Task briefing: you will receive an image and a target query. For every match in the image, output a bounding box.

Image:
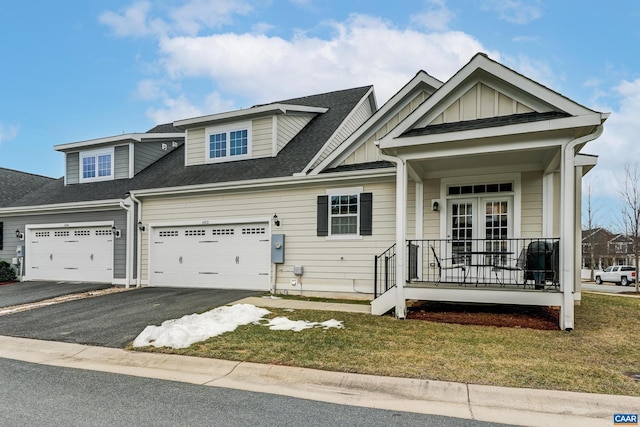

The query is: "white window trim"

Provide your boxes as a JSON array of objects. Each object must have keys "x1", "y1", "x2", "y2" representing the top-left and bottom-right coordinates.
[
  {"x1": 79, "y1": 147, "x2": 115, "y2": 183},
  {"x1": 325, "y1": 187, "x2": 363, "y2": 240},
  {"x1": 205, "y1": 121, "x2": 252, "y2": 164}
]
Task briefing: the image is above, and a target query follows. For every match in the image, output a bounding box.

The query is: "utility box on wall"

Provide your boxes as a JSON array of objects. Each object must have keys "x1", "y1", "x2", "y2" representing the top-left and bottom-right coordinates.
[{"x1": 271, "y1": 234, "x2": 285, "y2": 264}]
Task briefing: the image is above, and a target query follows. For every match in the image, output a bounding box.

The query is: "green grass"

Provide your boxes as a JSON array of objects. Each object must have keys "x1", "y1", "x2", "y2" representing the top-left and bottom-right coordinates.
[{"x1": 133, "y1": 292, "x2": 640, "y2": 396}]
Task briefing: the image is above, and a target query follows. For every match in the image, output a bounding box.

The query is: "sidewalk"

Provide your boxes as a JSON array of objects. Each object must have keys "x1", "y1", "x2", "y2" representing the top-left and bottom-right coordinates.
[{"x1": 0, "y1": 296, "x2": 637, "y2": 427}]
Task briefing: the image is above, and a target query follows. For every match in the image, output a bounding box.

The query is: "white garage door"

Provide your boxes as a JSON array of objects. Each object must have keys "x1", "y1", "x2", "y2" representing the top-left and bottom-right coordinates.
[
  {"x1": 150, "y1": 223, "x2": 270, "y2": 290},
  {"x1": 27, "y1": 226, "x2": 114, "y2": 282}
]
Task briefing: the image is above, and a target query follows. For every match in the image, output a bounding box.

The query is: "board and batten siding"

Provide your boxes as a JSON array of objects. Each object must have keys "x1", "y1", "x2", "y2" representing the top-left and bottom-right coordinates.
[
  {"x1": 277, "y1": 114, "x2": 314, "y2": 153},
  {"x1": 252, "y1": 117, "x2": 274, "y2": 158},
  {"x1": 66, "y1": 152, "x2": 80, "y2": 185},
  {"x1": 114, "y1": 145, "x2": 130, "y2": 179},
  {"x1": 0, "y1": 210, "x2": 129, "y2": 280},
  {"x1": 140, "y1": 178, "x2": 396, "y2": 294},
  {"x1": 424, "y1": 82, "x2": 535, "y2": 127},
  {"x1": 520, "y1": 171, "x2": 543, "y2": 238},
  {"x1": 340, "y1": 91, "x2": 430, "y2": 166},
  {"x1": 311, "y1": 97, "x2": 373, "y2": 169}
]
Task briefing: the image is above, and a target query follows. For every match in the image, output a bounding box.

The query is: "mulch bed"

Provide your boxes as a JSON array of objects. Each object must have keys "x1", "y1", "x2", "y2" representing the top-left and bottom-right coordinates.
[
  {"x1": 406, "y1": 301, "x2": 560, "y2": 330},
  {"x1": 0, "y1": 281, "x2": 17, "y2": 286}
]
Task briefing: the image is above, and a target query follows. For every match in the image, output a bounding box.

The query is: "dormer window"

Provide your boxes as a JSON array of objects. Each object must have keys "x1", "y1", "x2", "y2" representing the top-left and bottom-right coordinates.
[
  {"x1": 206, "y1": 122, "x2": 251, "y2": 163},
  {"x1": 79, "y1": 148, "x2": 114, "y2": 183}
]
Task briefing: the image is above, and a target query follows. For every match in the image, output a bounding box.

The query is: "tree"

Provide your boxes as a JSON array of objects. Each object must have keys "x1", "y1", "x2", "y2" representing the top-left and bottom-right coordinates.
[
  {"x1": 582, "y1": 180, "x2": 603, "y2": 280},
  {"x1": 616, "y1": 163, "x2": 640, "y2": 292}
]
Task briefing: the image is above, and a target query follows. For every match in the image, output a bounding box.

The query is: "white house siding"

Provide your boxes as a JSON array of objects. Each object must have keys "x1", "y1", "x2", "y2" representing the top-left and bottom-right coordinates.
[
  {"x1": 426, "y1": 83, "x2": 534, "y2": 126},
  {"x1": 114, "y1": 145, "x2": 130, "y2": 179},
  {"x1": 340, "y1": 91, "x2": 430, "y2": 166},
  {"x1": 311, "y1": 98, "x2": 373, "y2": 169},
  {"x1": 521, "y1": 171, "x2": 543, "y2": 237},
  {"x1": 66, "y1": 152, "x2": 80, "y2": 185},
  {"x1": 185, "y1": 128, "x2": 206, "y2": 166},
  {"x1": 422, "y1": 178, "x2": 441, "y2": 239},
  {"x1": 252, "y1": 117, "x2": 273, "y2": 158},
  {"x1": 277, "y1": 114, "x2": 315, "y2": 153},
  {"x1": 139, "y1": 178, "x2": 396, "y2": 295}
]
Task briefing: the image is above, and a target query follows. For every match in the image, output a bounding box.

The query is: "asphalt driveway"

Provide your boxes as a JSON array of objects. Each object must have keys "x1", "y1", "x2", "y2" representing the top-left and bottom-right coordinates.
[
  {"x1": 0, "y1": 281, "x2": 112, "y2": 308},
  {"x1": 0, "y1": 287, "x2": 263, "y2": 348}
]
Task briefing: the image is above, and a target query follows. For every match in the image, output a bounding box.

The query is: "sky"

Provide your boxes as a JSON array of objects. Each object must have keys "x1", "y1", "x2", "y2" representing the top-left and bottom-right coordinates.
[
  {"x1": 133, "y1": 302, "x2": 343, "y2": 349},
  {"x1": 0, "y1": 0, "x2": 638, "y2": 229}
]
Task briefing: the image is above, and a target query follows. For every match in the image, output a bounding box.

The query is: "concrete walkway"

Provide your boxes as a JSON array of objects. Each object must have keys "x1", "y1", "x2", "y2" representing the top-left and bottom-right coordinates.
[{"x1": 1, "y1": 295, "x2": 637, "y2": 427}]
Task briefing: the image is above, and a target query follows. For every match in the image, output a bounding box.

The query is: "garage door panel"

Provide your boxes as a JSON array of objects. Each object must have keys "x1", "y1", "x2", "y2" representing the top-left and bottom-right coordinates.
[
  {"x1": 150, "y1": 223, "x2": 270, "y2": 290},
  {"x1": 27, "y1": 226, "x2": 114, "y2": 282}
]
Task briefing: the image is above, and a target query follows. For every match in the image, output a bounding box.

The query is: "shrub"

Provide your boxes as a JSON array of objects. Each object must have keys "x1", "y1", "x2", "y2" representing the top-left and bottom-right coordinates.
[{"x1": 0, "y1": 261, "x2": 17, "y2": 282}]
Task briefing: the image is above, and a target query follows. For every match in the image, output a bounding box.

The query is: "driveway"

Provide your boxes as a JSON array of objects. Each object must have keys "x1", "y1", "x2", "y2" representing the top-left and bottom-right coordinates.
[
  {"x1": 0, "y1": 281, "x2": 112, "y2": 308},
  {"x1": 0, "y1": 287, "x2": 263, "y2": 348}
]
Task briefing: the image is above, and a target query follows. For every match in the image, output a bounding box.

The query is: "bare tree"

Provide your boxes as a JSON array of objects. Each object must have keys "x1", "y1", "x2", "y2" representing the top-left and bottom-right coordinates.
[
  {"x1": 582, "y1": 180, "x2": 602, "y2": 281},
  {"x1": 616, "y1": 163, "x2": 640, "y2": 292}
]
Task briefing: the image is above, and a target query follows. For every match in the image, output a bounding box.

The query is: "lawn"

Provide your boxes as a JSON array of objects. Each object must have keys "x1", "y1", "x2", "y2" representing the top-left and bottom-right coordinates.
[{"x1": 135, "y1": 292, "x2": 640, "y2": 396}]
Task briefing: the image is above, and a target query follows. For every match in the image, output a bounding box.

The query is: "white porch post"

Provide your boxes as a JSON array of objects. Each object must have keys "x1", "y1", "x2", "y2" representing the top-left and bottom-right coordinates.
[
  {"x1": 415, "y1": 179, "x2": 424, "y2": 280},
  {"x1": 560, "y1": 145, "x2": 576, "y2": 331},
  {"x1": 395, "y1": 159, "x2": 408, "y2": 318}
]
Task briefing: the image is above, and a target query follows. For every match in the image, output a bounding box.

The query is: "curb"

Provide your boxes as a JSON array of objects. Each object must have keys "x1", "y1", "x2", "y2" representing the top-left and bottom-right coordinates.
[{"x1": 0, "y1": 335, "x2": 636, "y2": 426}]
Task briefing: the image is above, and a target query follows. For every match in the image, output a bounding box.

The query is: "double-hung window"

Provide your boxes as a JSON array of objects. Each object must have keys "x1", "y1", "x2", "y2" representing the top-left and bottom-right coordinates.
[
  {"x1": 79, "y1": 149, "x2": 114, "y2": 182},
  {"x1": 317, "y1": 188, "x2": 372, "y2": 238},
  {"x1": 206, "y1": 122, "x2": 251, "y2": 163}
]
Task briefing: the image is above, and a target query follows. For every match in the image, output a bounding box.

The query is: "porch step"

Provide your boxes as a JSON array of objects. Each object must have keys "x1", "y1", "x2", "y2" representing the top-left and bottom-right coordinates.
[{"x1": 371, "y1": 287, "x2": 396, "y2": 315}]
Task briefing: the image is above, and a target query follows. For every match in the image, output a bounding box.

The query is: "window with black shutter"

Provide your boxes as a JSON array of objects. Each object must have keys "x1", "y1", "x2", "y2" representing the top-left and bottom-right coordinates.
[{"x1": 317, "y1": 192, "x2": 372, "y2": 237}]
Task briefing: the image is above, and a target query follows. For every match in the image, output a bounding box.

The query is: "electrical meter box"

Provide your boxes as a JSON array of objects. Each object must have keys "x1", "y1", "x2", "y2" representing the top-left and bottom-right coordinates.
[
  {"x1": 271, "y1": 234, "x2": 285, "y2": 264},
  {"x1": 16, "y1": 245, "x2": 23, "y2": 257}
]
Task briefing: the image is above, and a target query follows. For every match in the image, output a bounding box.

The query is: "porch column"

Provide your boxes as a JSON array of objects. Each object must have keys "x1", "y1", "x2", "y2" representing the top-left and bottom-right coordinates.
[
  {"x1": 415, "y1": 179, "x2": 424, "y2": 280},
  {"x1": 560, "y1": 146, "x2": 576, "y2": 331},
  {"x1": 395, "y1": 159, "x2": 408, "y2": 318}
]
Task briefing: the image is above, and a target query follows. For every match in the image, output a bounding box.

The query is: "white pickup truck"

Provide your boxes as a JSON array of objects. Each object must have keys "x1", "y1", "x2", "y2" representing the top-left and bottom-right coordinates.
[{"x1": 594, "y1": 265, "x2": 636, "y2": 286}]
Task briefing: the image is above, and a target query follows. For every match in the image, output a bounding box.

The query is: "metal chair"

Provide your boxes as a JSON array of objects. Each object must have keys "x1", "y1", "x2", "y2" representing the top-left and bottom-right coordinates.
[{"x1": 430, "y1": 245, "x2": 466, "y2": 286}]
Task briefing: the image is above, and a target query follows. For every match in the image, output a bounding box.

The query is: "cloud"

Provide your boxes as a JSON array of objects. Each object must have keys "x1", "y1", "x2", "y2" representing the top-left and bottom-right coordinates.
[
  {"x1": 0, "y1": 123, "x2": 18, "y2": 143},
  {"x1": 157, "y1": 14, "x2": 492, "y2": 105},
  {"x1": 481, "y1": 0, "x2": 544, "y2": 25},
  {"x1": 410, "y1": 0, "x2": 455, "y2": 32}
]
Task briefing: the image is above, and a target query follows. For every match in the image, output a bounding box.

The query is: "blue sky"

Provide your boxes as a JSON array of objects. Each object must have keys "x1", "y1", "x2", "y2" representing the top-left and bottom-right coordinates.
[{"x1": 0, "y1": 0, "x2": 637, "y2": 227}]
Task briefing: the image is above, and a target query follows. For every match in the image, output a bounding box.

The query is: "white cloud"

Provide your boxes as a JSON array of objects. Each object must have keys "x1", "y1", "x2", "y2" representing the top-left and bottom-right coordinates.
[
  {"x1": 99, "y1": 1, "x2": 160, "y2": 37},
  {"x1": 145, "y1": 94, "x2": 203, "y2": 124},
  {"x1": 410, "y1": 0, "x2": 455, "y2": 32},
  {"x1": 157, "y1": 14, "x2": 492, "y2": 105},
  {"x1": 0, "y1": 123, "x2": 18, "y2": 143},
  {"x1": 481, "y1": 0, "x2": 543, "y2": 25}
]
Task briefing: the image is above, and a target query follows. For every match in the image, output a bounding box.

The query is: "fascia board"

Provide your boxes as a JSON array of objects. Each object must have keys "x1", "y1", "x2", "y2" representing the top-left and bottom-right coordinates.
[
  {"x1": 54, "y1": 133, "x2": 185, "y2": 152},
  {"x1": 300, "y1": 87, "x2": 376, "y2": 174},
  {"x1": 380, "y1": 114, "x2": 604, "y2": 150},
  {"x1": 309, "y1": 73, "x2": 443, "y2": 175},
  {"x1": 0, "y1": 199, "x2": 123, "y2": 216},
  {"x1": 174, "y1": 104, "x2": 328, "y2": 129},
  {"x1": 130, "y1": 167, "x2": 396, "y2": 198}
]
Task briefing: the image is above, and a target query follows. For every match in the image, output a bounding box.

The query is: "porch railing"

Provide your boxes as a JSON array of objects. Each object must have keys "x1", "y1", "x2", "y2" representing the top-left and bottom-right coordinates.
[
  {"x1": 374, "y1": 244, "x2": 396, "y2": 297},
  {"x1": 408, "y1": 238, "x2": 560, "y2": 289}
]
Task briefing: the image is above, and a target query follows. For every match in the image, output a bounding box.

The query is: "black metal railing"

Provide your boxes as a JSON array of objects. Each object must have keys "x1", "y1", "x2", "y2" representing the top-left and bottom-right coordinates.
[
  {"x1": 406, "y1": 238, "x2": 561, "y2": 290},
  {"x1": 374, "y1": 244, "x2": 396, "y2": 297}
]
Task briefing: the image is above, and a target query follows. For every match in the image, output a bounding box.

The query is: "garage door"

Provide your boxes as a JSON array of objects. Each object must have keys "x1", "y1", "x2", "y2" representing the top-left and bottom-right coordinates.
[
  {"x1": 150, "y1": 223, "x2": 270, "y2": 290},
  {"x1": 26, "y1": 226, "x2": 114, "y2": 282}
]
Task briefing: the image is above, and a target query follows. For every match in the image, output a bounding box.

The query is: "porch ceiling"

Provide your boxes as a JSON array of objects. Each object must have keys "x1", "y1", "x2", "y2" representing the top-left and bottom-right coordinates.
[{"x1": 409, "y1": 146, "x2": 559, "y2": 178}]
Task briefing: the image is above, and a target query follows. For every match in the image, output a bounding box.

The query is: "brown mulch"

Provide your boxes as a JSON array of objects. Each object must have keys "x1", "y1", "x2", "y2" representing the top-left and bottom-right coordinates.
[
  {"x1": 0, "y1": 281, "x2": 17, "y2": 286},
  {"x1": 406, "y1": 301, "x2": 560, "y2": 330}
]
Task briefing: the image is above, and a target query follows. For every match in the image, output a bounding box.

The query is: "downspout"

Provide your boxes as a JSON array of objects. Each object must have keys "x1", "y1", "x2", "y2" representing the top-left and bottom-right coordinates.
[
  {"x1": 128, "y1": 191, "x2": 143, "y2": 288},
  {"x1": 119, "y1": 198, "x2": 133, "y2": 289},
  {"x1": 375, "y1": 142, "x2": 407, "y2": 318},
  {"x1": 560, "y1": 123, "x2": 605, "y2": 331}
]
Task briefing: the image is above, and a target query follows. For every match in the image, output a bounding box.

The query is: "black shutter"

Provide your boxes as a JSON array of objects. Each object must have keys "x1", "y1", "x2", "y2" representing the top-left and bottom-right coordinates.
[
  {"x1": 0, "y1": 222, "x2": 3, "y2": 250},
  {"x1": 317, "y1": 195, "x2": 328, "y2": 236},
  {"x1": 359, "y1": 192, "x2": 372, "y2": 236}
]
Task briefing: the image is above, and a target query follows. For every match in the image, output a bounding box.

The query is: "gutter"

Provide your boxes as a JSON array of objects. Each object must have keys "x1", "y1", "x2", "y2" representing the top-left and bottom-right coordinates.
[{"x1": 0, "y1": 199, "x2": 123, "y2": 216}]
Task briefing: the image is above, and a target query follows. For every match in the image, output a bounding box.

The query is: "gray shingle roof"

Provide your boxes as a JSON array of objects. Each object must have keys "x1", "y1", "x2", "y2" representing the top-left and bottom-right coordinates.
[
  {"x1": 4, "y1": 85, "x2": 372, "y2": 207},
  {"x1": 0, "y1": 168, "x2": 56, "y2": 207}
]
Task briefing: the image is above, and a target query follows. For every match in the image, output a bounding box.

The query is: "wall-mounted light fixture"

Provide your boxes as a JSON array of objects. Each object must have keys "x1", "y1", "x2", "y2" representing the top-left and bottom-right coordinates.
[
  {"x1": 15, "y1": 229, "x2": 24, "y2": 240},
  {"x1": 137, "y1": 221, "x2": 146, "y2": 232},
  {"x1": 111, "y1": 225, "x2": 122, "y2": 238},
  {"x1": 273, "y1": 214, "x2": 281, "y2": 227},
  {"x1": 432, "y1": 200, "x2": 440, "y2": 212}
]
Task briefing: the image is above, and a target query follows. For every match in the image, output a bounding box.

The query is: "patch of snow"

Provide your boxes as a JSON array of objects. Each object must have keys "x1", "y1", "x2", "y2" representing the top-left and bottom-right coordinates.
[{"x1": 133, "y1": 304, "x2": 343, "y2": 349}]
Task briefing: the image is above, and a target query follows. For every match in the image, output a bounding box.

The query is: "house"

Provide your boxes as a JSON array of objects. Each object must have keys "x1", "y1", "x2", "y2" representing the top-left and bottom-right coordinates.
[
  {"x1": 0, "y1": 53, "x2": 607, "y2": 331},
  {"x1": 582, "y1": 228, "x2": 634, "y2": 269},
  {"x1": 0, "y1": 125, "x2": 184, "y2": 285}
]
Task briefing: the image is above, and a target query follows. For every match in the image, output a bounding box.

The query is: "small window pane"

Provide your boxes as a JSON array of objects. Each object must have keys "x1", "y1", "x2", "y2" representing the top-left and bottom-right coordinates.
[
  {"x1": 82, "y1": 157, "x2": 95, "y2": 179},
  {"x1": 210, "y1": 133, "x2": 227, "y2": 158},
  {"x1": 97, "y1": 154, "x2": 111, "y2": 177},
  {"x1": 230, "y1": 129, "x2": 248, "y2": 156}
]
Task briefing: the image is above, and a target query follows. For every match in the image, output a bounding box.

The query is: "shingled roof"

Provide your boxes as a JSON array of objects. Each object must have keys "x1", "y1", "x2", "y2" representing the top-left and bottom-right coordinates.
[
  {"x1": 0, "y1": 168, "x2": 55, "y2": 207},
  {"x1": 4, "y1": 85, "x2": 372, "y2": 207}
]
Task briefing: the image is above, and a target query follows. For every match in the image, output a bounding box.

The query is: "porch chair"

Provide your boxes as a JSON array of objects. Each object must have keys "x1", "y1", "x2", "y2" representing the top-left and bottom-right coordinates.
[
  {"x1": 491, "y1": 248, "x2": 526, "y2": 286},
  {"x1": 430, "y1": 245, "x2": 467, "y2": 286}
]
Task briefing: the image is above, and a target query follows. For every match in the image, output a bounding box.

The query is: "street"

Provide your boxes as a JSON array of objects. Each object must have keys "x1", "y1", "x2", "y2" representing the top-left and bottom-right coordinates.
[{"x1": 0, "y1": 358, "x2": 513, "y2": 427}]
